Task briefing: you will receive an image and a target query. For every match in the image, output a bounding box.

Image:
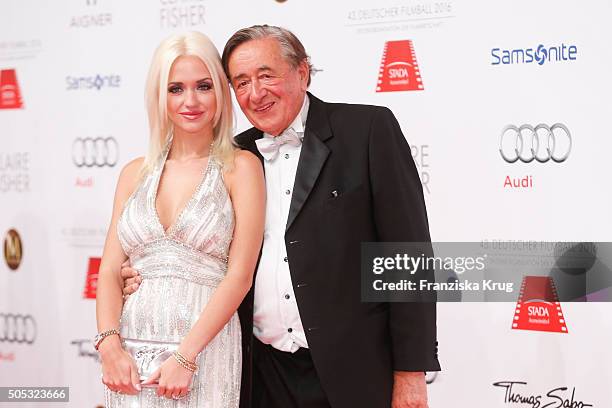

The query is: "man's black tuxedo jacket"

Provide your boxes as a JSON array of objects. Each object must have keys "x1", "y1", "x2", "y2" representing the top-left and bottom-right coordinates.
[{"x1": 235, "y1": 93, "x2": 440, "y2": 408}]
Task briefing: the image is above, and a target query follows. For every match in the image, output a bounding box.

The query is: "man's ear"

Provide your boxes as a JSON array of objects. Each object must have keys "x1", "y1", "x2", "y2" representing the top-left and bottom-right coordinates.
[{"x1": 298, "y1": 60, "x2": 310, "y2": 90}]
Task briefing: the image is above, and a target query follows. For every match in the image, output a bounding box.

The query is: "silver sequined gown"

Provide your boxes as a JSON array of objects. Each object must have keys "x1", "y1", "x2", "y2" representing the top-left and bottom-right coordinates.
[{"x1": 105, "y1": 143, "x2": 240, "y2": 407}]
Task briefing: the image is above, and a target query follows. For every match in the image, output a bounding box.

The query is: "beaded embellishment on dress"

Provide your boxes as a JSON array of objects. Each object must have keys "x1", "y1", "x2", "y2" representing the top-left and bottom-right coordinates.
[{"x1": 105, "y1": 140, "x2": 240, "y2": 407}]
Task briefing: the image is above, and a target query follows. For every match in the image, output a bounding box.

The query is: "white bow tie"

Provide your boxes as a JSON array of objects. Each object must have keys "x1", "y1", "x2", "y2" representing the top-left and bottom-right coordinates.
[{"x1": 255, "y1": 128, "x2": 302, "y2": 161}]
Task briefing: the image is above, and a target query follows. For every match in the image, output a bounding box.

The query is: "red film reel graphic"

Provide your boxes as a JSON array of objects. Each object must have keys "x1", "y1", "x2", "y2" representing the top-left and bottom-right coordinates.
[{"x1": 512, "y1": 276, "x2": 568, "y2": 333}]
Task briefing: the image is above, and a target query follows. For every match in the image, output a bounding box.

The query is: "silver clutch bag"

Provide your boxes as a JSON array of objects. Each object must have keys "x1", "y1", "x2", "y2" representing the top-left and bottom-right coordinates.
[{"x1": 123, "y1": 338, "x2": 194, "y2": 388}]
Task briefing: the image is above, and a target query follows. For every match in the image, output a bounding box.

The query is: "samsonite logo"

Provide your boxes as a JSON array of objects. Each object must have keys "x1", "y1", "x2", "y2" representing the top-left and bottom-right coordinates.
[
  {"x1": 66, "y1": 74, "x2": 121, "y2": 91},
  {"x1": 0, "y1": 69, "x2": 23, "y2": 109},
  {"x1": 491, "y1": 43, "x2": 578, "y2": 66},
  {"x1": 376, "y1": 40, "x2": 424, "y2": 93}
]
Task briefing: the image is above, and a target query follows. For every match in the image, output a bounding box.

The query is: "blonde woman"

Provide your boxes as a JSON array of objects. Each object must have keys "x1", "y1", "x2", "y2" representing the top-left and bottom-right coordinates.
[{"x1": 95, "y1": 31, "x2": 264, "y2": 407}]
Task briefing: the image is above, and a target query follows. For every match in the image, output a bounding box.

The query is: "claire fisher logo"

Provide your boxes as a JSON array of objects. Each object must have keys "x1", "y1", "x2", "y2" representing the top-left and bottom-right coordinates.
[
  {"x1": 493, "y1": 381, "x2": 592, "y2": 408},
  {"x1": 159, "y1": 0, "x2": 205, "y2": 29},
  {"x1": 0, "y1": 152, "x2": 30, "y2": 193},
  {"x1": 0, "y1": 69, "x2": 23, "y2": 109},
  {"x1": 491, "y1": 43, "x2": 577, "y2": 66},
  {"x1": 83, "y1": 257, "x2": 100, "y2": 299},
  {"x1": 376, "y1": 40, "x2": 424, "y2": 92},
  {"x1": 4, "y1": 229, "x2": 23, "y2": 271},
  {"x1": 411, "y1": 144, "x2": 430, "y2": 194},
  {"x1": 66, "y1": 74, "x2": 121, "y2": 91}
]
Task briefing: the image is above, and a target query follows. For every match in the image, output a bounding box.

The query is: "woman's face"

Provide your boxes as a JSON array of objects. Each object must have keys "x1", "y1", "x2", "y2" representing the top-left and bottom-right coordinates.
[{"x1": 166, "y1": 55, "x2": 217, "y2": 137}]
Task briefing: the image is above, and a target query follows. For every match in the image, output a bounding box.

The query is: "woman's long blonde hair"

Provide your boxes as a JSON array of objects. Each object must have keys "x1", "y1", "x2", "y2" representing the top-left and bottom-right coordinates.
[{"x1": 141, "y1": 31, "x2": 235, "y2": 177}]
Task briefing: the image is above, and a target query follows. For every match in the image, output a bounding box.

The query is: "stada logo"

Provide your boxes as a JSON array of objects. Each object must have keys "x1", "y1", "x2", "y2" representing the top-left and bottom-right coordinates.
[
  {"x1": 376, "y1": 40, "x2": 424, "y2": 93},
  {"x1": 512, "y1": 276, "x2": 568, "y2": 334},
  {"x1": 0, "y1": 69, "x2": 24, "y2": 109}
]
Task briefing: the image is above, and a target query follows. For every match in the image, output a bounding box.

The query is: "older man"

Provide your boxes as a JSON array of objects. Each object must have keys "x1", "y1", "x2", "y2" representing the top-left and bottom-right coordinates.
[{"x1": 124, "y1": 25, "x2": 440, "y2": 408}]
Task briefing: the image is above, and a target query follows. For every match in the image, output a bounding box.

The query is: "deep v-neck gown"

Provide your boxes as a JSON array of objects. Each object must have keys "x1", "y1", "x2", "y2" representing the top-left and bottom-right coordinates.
[{"x1": 105, "y1": 143, "x2": 240, "y2": 407}]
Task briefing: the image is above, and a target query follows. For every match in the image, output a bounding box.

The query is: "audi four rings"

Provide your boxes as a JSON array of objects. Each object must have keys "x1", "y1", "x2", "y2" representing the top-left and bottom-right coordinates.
[
  {"x1": 499, "y1": 123, "x2": 571, "y2": 163},
  {"x1": 0, "y1": 313, "x2": 37, "y2": 344},
  {"x1": 72, "y1": 137, "x2": 119, "y2": 167}
]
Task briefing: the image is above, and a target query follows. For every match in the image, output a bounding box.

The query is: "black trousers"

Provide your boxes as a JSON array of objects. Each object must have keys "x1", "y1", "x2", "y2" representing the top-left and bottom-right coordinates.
[{"x1": 252, "y1": 338, "x2": 332, "y2": 408}]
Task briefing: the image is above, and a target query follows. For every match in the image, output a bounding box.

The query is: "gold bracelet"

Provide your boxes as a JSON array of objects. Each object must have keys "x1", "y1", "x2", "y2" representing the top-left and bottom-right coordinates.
[
  {"x1": 174, "y1": 352, "x2": 197, "y2": 372},
  {"x1": 173, "y1": 351, "x2": 198, "y2": 372},
  {"x1": 94, "y1": 328, "x2": 120, "y2": 351},
  {"x1": 175, "y1": 351, "x2": 197, "y2": 371}
]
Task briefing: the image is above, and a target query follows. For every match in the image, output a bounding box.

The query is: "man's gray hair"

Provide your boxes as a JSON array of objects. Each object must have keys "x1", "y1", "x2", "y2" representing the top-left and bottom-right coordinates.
[{"x1": 222, "y1": 24, "x2": 314, "y2": 86}]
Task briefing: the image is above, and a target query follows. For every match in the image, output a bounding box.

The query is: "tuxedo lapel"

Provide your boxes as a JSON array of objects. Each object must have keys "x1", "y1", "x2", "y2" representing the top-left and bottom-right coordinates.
[{"x1": 286, "y1": 93, "x2": 332, "y2": 231}]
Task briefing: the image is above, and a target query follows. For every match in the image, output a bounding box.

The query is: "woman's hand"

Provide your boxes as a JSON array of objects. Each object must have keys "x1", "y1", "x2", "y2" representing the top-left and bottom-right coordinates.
[
  {"x1": 142, "y1": 355, "x2": 194, "y2": 400},
  {"x1": 99, "y1": 337, "x2": 141, "y2": 395}
]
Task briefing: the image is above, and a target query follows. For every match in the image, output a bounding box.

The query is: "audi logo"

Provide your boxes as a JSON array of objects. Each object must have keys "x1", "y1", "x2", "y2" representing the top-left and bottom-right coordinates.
[
  {"x1": 499, "y1": 123, "x2": 571, "y2": 163},
  {"x1": 0, "y1": 313, "x2": 37, "y2": 344},
  {"x1": 72, "y1": 137, "x2": 119, "y2": 168}
]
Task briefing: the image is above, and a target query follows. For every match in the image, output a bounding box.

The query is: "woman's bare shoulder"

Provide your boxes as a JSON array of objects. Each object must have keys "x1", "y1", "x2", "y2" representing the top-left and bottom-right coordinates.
[
  {"x1": 233, "y1": 150, "x2": 261, "y2": 172},
  {"x1": 116, "y1": 157, "x2": 145, "y2": 197},
  {"x1": 223, "y1": 150, "x2": 263, "y2": 194}
]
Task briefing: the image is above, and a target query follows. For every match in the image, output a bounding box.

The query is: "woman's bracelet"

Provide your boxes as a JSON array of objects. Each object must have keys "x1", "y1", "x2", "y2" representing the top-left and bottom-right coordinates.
[
  {"x1": 93, "y1": 328, "x2": 120, "y2": 351},
  {"x1": 173, "y1": 351, "x2": 198, "y2": 372}
]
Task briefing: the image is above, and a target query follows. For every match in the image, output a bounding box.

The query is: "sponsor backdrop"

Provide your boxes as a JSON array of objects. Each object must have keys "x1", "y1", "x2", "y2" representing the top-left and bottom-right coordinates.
[{"x1": 1, "y1": 0, "x2": 611, "y2": 407}]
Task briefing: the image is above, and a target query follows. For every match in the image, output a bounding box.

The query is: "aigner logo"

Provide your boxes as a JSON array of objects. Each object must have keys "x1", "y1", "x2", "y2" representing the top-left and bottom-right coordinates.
[
  {"x1": 0, "y1": 69, "x2": 23, "y2": 109},
  {"x1": 72, "y1": 137, "x2": 119, "y2": 168},
  {"x1": 491, "y1": 43, "x2": 578, "y2": 66},
  {"x1": 500, "y1": 124, "x2": 571, "y2": 163},
  {"x1": 0, "y1": 313, "x2": 37, "y2": 344},
  {"x1": 69, "y1": 0, "x2": 112, "y2": 28},
  {"x1": 4, "y1": 229, "x2": 23, "y2": 271},
  {"x1": 376, "y1": 40, "x2": 424, "y2": 92}
]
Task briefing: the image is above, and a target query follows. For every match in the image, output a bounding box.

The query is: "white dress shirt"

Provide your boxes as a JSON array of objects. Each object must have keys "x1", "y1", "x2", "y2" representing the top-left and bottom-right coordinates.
[{"x1": 253, "y1": 95, "x2": 310, "y2": 352}]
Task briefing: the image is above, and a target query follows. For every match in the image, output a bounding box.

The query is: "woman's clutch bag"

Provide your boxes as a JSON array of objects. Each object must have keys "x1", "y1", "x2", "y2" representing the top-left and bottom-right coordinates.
[{"x1": 123, "y1": 338, "x2": 179, "y2": 387}]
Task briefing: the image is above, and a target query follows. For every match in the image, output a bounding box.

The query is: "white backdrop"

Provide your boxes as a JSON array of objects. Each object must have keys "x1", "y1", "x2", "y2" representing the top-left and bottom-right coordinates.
[{"x1": 1, "y1": 0, "x2": 611, "y2": 407}]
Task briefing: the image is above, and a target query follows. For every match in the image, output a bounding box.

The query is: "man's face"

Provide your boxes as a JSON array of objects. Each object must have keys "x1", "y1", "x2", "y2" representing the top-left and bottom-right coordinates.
[{"x1": 228, "y1": 38, "x2": 309, "y2": 136}]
